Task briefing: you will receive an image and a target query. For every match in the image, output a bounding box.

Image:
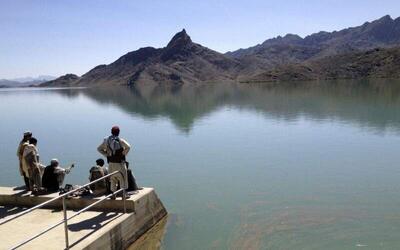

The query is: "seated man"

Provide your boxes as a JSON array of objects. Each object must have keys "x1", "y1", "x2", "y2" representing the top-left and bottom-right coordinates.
[
  {"x1": 126, "y1": 162, "x2": 142, "y2": 192},
  {"x1": 42, "y1": 159, "x2": 73, "y2": 192},
  {"x1": 89, "y1": 159, "x2": 109, "y2": 196}
]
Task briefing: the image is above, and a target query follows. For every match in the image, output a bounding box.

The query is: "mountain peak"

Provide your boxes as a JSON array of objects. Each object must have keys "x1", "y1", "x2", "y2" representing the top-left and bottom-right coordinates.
[
  {"x1": 364, "y1": 15, "x2": 394, "y2": 27},
  {"x1": 379, "y1": 15, "x2": 393, "y2": 21},
  {"x1": 281, "y1": 33, "x2": 303, "y2": 43},
  {"x1": 166, "y1": 29, "x2": 192, "y2": 48}
]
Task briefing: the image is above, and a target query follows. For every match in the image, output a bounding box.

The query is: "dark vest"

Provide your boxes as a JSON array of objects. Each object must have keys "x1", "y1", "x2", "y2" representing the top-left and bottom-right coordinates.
[{"x1": 42, "y1": 165, "x2": 59, "y2": 192}]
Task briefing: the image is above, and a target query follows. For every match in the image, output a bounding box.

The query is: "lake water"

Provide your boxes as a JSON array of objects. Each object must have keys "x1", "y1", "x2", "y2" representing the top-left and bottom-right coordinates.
[{"x1": 1, "y1": 80, "x2": 400, "y2": 249}]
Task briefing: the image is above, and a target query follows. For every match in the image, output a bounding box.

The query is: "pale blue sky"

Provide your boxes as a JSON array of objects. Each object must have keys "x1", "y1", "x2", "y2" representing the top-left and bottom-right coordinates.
[{"x1": 1, "y1": 0, "x2": 399, "y2": 78}]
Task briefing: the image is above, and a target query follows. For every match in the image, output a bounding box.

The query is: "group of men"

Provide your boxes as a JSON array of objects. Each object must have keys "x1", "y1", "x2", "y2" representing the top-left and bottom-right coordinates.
[
  {"x1": 17, "y1": 126, "x2": 138, "y2": 197},
  {"x1": 16, "y1": 131, "x2": 72, "y2": 194}
]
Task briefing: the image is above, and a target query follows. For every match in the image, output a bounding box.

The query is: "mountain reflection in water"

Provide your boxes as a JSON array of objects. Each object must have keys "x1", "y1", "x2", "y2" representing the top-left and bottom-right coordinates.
[{"x1": 55, "y1": 79, "x2": 400, "y2": 133}]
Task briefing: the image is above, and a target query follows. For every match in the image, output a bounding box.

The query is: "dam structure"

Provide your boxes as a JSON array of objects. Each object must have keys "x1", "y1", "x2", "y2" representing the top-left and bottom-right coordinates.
[{"x1": 0, "y1": 172, "x2": 167, "y2": 249}]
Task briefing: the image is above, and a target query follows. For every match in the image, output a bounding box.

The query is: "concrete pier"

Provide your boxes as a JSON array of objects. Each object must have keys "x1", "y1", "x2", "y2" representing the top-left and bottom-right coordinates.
[{"x1": 0, "y1": 187, "x2": 167, "y2": 249}]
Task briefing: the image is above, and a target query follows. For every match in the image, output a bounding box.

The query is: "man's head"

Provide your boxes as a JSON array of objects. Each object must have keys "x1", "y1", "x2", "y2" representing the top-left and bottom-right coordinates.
[
  {"x1": 23, "y1": 131, "x2": 32, "y2": 140},
  {"x1": 96, "y1": 158, "x2": 105, "y2": 167},
  {"x1": 29, "y1": 137, "x2": 37, "y2": 146},
  {"x1": 111, "y1": 126, "x2": 120, "y2": 136},
  {"x1": 50, "y1": 159, "x2": 59, "y2": 167}
]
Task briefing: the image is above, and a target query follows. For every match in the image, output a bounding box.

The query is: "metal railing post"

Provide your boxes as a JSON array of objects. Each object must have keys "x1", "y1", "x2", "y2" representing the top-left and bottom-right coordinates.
[
  {"x1": 122, "y1": 189, "x2": 127, "y2": 213},
  {"x1": 62, "y1": 197, "x2": 69, "y2": 250}
]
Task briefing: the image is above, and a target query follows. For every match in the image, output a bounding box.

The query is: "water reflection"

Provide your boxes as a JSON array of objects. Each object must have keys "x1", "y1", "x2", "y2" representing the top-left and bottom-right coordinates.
[{"x1": 53, "y1": 79, "x2": 400, "y2": 133}]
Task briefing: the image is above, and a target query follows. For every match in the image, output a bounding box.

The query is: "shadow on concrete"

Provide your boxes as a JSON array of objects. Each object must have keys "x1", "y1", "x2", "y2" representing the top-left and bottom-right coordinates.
[
  {"x1": 0, "y1": 206, "x2": 28, "y2": 219},
  {"x1": 11, "y1": 186, "x2": 30, "y2": 196},
  {"x1": 68, "y1": 212, "x2": 122, "y2": 248},
  {"x1": 13, "y1": 186, "x2": 27, "y2": 191},
  {"x1": 68, "y1": 212, "x2": 119, "y2": 231}
]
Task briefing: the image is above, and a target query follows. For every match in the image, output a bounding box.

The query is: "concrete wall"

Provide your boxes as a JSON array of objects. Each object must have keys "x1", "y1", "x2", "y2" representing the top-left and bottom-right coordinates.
[
  {"x1": 81, "y1": 189, "x2": 167, "y2": 250},
  {"x1": 0, "y1": 187, "x2": 167, "y2": 249}
]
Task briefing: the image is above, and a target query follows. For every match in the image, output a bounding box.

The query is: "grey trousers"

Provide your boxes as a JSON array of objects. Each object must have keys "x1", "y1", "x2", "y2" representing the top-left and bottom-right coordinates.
[
  {"x1": 108, "y1": 162, "x2": 128, "y2": 192},
  {"x1": 30, "y1": 167, "x2": 42, "y2": 189}
]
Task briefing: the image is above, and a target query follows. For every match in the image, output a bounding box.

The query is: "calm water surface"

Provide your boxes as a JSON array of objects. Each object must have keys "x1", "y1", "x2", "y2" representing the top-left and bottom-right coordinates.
[{"x1": 1, "y1": 80, "x2": 400, "y2": 249}]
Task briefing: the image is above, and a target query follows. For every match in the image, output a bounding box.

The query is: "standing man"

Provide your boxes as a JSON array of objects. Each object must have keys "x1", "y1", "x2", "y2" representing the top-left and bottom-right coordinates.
[
  {"x1": 17, "y1": 131, "x2": 32, "y2": 189},
  {"x1": 97, "y1": 126, "x2": 131, "y2": 198},
  {"x1": 22, "y1": 137, "x2": 44, "y2": 192}
]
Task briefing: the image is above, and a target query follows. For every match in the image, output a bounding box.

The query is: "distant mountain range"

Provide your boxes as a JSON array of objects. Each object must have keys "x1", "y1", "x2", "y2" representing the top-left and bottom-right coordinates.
[
  {"x1": 246, "y1": 47, "x2": 400, "y2": 82},
  {"x1": 41, "y1": 15, "x2": 400, "y2": 87},
  {"x1": 0, "y1": 75, "x2": 56, "y2": 88}
]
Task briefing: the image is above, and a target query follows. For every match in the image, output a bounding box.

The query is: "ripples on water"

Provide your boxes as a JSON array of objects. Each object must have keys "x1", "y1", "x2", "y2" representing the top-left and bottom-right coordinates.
[{"x1": 1, "y1": 80, "x2": 400, "y2": 249}]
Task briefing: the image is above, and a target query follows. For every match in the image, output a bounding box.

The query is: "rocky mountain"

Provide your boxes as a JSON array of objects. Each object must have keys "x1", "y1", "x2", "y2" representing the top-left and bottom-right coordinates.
[
  {"x1": 43, "y1": 29, "x2": 241, "y2": 87},
  {"x1": 39, "y1": 74, "x2": 79, "y2": 87},
  {"x1": 40, "y1": 15, "x2": 400, "y2": 87},
  {"x1": 245, "y1": 47, "x2": 400, "y2": 82},
  {"x1": 227, "y1": 15, "x2": 400, "y2": 76}
]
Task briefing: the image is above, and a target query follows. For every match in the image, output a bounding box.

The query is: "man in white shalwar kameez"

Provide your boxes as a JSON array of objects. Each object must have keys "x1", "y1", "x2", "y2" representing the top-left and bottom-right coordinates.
[{"x1": 97, "y1": 126, "x2": 131, "y2": 197}]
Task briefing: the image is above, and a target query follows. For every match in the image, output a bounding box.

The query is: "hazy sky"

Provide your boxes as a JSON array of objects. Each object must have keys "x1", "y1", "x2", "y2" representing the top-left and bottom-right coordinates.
[{"x1": 1, "y1": 0, "x2": 399, "y2": 79}]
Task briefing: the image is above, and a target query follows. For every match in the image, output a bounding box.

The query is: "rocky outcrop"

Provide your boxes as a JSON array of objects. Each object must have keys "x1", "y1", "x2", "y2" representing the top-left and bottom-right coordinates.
[
  {"x1": 39, "y1": 74, "x2": 79, "y2": 87},
  {"x1": 245, "y1": 47, "x2": 400, "y2": 82},
  {"x1": 227, "y1": 15, "x2": 400, "y2": 75},
  {"x1": 49, "y1": 29, "x2": 241, "y2": 86}
]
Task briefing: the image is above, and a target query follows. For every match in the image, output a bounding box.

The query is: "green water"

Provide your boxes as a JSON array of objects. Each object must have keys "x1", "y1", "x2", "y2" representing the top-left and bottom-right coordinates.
[{"x1": 1, "y1": 80, "x2": 400, "y2": 249}]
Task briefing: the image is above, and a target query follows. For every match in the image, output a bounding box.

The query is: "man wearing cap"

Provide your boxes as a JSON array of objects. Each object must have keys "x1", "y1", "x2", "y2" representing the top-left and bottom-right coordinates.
[
  {"x1": 16, "y1": 131, "x2": 32, "y2": 189},
  {"x1": 97, "y1": 126, "x2": 131, "y2": 197}
]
